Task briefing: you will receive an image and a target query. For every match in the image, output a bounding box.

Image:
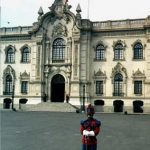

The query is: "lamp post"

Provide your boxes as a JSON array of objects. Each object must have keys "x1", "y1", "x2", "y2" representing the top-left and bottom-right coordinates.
[
  {"x1": 11, "y1": 83, "x2": 15, "y2": 111},
  {"x1": 82, "y1": 84, "x2": 85, "y2": 112}
]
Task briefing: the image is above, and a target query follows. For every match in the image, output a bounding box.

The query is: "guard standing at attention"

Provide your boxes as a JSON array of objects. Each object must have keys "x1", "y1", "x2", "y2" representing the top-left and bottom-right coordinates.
[{"x1": 80, "y1": 104, "x2": 101, "y2": 150}]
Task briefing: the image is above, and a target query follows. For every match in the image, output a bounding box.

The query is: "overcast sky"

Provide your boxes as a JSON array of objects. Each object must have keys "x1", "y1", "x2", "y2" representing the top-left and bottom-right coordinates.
[{"x1": 1, "y1": 0, "x2": 150, "y2": 27}]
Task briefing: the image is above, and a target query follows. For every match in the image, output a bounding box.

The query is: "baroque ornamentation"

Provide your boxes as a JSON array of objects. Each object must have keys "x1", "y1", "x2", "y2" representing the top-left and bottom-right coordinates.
[
  {"x1": 132, "y1": 69, "x2": 146, "y2": 79},
  {"x1": 3, "y1": 65, "x2": 16, "y2": 79},
  {"x1": 93, "y1": 69, "x2": 107, "y2": 80},
  {"x1": 52, "y1": 23, "x2": 68, "y2": 37},
  {"x1": 20, "y1": 71, "x2": 30, "y2": 80},
  {"x1": 111, "y1": 62, "x2": 127, "y2": 78},
  {"x1": 112, "y1": 40, "x2": 126, "y2": 49}
]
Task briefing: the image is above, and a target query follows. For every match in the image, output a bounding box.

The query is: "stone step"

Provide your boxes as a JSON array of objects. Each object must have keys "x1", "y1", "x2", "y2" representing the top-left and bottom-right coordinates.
[{"x1": 21, "y1": 102, "x2": 78, "y2": 112}]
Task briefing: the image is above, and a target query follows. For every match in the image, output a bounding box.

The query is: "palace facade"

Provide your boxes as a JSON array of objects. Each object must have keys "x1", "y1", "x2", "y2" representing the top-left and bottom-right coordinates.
[{"x1": 1, "y1": 0, "x2": 150, "y2": 113}]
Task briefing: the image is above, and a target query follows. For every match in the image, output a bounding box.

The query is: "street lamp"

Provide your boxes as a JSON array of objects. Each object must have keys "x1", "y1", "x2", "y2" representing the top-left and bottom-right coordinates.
[
  {"x1": 11, "y1": 83, "x2": 15, "y2": 111},
  {"x1": 82, "y1": 84, "x2": 85, "y2": 112}
]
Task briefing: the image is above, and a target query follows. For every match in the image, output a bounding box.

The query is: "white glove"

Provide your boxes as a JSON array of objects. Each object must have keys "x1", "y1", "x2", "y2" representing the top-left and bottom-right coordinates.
[
  {"x1": 88, "y1": 131, "x2": 95, "y2": 136},
  {"x1": 83, "y1": 130, "x2": 89, "y2": 136}
]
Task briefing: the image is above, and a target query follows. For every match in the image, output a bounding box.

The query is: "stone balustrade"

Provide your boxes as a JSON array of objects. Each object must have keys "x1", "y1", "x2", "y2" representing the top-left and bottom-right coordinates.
[
  {"x1": 1, "y1": 17, "x2": 150, "y2": 35},
  {"x1": 0, "y1": 26, "x2": 32, "y2": 35},
  {"x1": 92, "y1": 18, "x2": 148, "y2": 30}
]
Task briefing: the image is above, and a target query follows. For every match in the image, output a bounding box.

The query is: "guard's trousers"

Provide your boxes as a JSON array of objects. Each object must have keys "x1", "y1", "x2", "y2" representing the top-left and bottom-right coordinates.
[{"x1": 82, "y1": 144, "x2": 97, "y2": 150}]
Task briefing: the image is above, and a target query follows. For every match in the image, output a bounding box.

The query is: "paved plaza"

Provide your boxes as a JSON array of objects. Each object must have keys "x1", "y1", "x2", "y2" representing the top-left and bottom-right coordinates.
[{"x1": 0, "y1": 111, "x2": 150, "y2": 150}]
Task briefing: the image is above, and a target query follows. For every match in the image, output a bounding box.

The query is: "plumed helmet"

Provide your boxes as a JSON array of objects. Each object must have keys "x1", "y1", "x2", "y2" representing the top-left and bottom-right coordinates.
[{"x1": 86, "y1": 104, "x2": 95, "y2": 116}]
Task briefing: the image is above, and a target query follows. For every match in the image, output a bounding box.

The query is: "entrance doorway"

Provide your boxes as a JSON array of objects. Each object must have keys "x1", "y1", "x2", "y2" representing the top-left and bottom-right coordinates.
[
  {"x1": 3, "y1": 98, "x2": 12, "y2": 109},
  {"x1": 113, "y1": 100, "x2": 124, "y2": 112},
  {"x1": 133, "y1": 100, "x2": 143, "y2": 113},
  {"x1": 94, "y1": 100, "x2": 105, "y2": 112},
  {"x1": 51, "y1": 74, "x2": 65, "y2": 102}
]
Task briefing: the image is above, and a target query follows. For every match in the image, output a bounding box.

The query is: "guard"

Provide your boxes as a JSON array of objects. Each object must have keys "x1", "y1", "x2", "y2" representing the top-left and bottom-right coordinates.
[{"x1": 80, "y1": 104, "x2": 101, "y2": 150}]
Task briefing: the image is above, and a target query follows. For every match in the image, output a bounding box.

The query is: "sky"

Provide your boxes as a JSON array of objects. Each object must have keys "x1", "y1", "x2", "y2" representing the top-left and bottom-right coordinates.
[{"x1": 0, "y1": 0, "x2": 150, "y2": 27}]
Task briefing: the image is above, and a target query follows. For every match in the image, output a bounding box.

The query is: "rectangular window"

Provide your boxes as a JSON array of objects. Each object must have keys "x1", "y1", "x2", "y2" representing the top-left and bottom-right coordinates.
[
  {"x1": 22, "y1": 53, "x2": 29, "y2": 62},
  {"x1": 21, "y1": 81, "x2": 28, "y2": 94},
  {"x1": 96, "y1": 50, "x2": 105, "y2": 60},
  {"x1": 114, "y1": 50, "x2": 123, "y2": 60},
  {"x1": 52, "y1": 47, "x2": 65, "y2": 62},
  {"x1": 134, "y1": 81, "x2": 142, "y2": 94},
  {"x1": 114, "y1": 81, "x2": 123, "y2": 96},
  {"x1": 7, "y1": 53, "x2": 14, "y2": 63},
  {"x1": 5, "y1": 82, "x2": 12, "y2": 95},
  {"x1": 96, "y1": 81, "x2": 103, "y2": 94}
]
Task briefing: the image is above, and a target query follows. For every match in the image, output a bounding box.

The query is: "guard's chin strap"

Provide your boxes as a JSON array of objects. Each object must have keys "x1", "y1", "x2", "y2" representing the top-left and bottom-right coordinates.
[{"x1": 87, "y1": 115, "x2": 93, "y2": 119}]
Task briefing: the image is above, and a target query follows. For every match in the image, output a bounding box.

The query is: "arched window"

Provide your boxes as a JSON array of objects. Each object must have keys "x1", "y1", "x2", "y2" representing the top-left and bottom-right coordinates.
[
  {"x1": 133, "y1": 43, "x2": 143, "y2": 59},
  {"x1": 6, "y1": 48, "x2": 15, "y2": 63},
  {"x1": 113, "y1": 73, "x2": 123, "y2": 96},
  {"x1": 21, "y1": 47, "x2": 30, "y2": 63},
  {"x1": 95, "y1": 44, "x2": 105, "y2": 60},
  {"x1": 5, "y1": 75, "x2": 12, "y2": 95},
  {"x1": 52, "y1": 38, "x2": 65, "y2": 63},
  {"x1": 114, "y1": 43, "x2": 124, "y2": 60}
]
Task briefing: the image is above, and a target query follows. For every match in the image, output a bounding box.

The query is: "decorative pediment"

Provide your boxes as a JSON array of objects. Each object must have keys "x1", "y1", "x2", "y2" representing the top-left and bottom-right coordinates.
[
  {"x1": 30, "y1": 0, "x2": 74, "y2": 35},
  {"x1": 20, "y1": 44, "x2": 31, "y2": 52},
  {"x1": 112, "y1": 40, "x2": 126, "y2": 49},
  {"x1": 4, "y1": 45, "x2": 16, "y2": 53},
  {"x1": 111, "y1": 62, "x2": 127, "y2": 77},
  {"x1": 93, "y1": 69, "x2": 106, "y2": 80},
  {"x1": 3, "y1": 65, "x2": 16, "y2": 79},
  {"x1": 20, "y1": 71, "x2": 30, "y2": 80},
  {"x1": 94, "y1": 40, "x2": 107, "y2": 49},
  {"x1": 132, "y1": 69, "x2": 145, "y2": 79},
  {"x1": 131, "y1": 39, "x2": 146, "y2": 49},
  {"x1": 49, "y1": 0, "x2": 71, "y2": 18},
  {"x1": 52, "y1": 23, "x2": 68, "y2": 37}
]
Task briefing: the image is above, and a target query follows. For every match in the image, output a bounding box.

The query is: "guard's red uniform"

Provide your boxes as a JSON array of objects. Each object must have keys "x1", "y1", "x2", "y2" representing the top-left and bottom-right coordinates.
[
  {"x1": 80, "y1": 104, "x2": 101, "y2": 150},
  {"x1": 80, "y1": 118, "x2": 101, "y2": 145}
]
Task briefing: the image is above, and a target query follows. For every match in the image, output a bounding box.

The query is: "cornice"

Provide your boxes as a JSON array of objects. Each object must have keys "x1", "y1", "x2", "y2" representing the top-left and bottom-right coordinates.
[{"x1": 0, "y1": 34, "x2": 31, "y2": 41}]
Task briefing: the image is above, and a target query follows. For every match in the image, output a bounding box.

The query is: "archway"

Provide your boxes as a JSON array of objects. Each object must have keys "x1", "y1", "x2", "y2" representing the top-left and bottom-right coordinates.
[
  {"x1": 113, "y1": 100, "x2": 124, "y2": 112},
  {"x1": 3, "y1": 98, "x2": 12, "y2": 109},
  {"x1": 51, "y1": 74, "x2": 65, "y2": 102},
  {"x1": 94, "y1": 100, "x2": 105, "y2": 112},
  {"x1": 19, "y1": 98, "x2": 28, "y2": 109},
  {"x1": 133, "y1": 100, "x2": 143, "y2": 113}
]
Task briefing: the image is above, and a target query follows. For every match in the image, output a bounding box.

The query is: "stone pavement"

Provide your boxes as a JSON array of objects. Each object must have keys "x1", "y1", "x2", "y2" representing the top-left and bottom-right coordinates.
[
  {"x1": 0, "y1": 102, "x2": 79, "y2": 112},
  {"x1": 0, "y1": 111, "x2": 150, "y2": 150}
]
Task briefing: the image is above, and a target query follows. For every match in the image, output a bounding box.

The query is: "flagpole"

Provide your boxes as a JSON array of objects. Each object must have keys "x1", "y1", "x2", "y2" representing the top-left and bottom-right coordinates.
[
  {"x1": 0, "y1": 0, "x2": 1, "y2": 27},
  {"x1": 87, "y1": 0, "x2": 90, "y2": 19}
]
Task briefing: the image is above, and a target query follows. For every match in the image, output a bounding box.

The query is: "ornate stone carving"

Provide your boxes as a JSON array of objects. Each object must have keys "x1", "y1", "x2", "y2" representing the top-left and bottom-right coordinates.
[
  {"x1": 20, "y1": 71, "x2": 30, "y2": 80},
  {"x1": 4, "y1": 45, "x2": 16, "y2": 53},
  {"x1": 93, "y1": 40, "x2": 107, "y2": 50},
  {"x1": 93, "y1": 69, "x2": 107, "y2": 80},
  {"x1": 111, "y1": 62, "x2": 127, "y2": 77},
  {"x1": 112, "y1": 40, "x2": 126, "y2": 49},
  {"x1": 3, "y1": 65, "x2": 16, "y2": 79},
  {"x1": 131, "y1": 39, "x2": 146, "y2": 49},
  {"x1": 132, "y1": 69, "x2": 146, "y2": 79},
  {"x1": 49, "y1": 0, "x2": 71, "y2": 19},
  {"x1": 52, "y1": 23, "x2": 68, "y2": 37}
]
